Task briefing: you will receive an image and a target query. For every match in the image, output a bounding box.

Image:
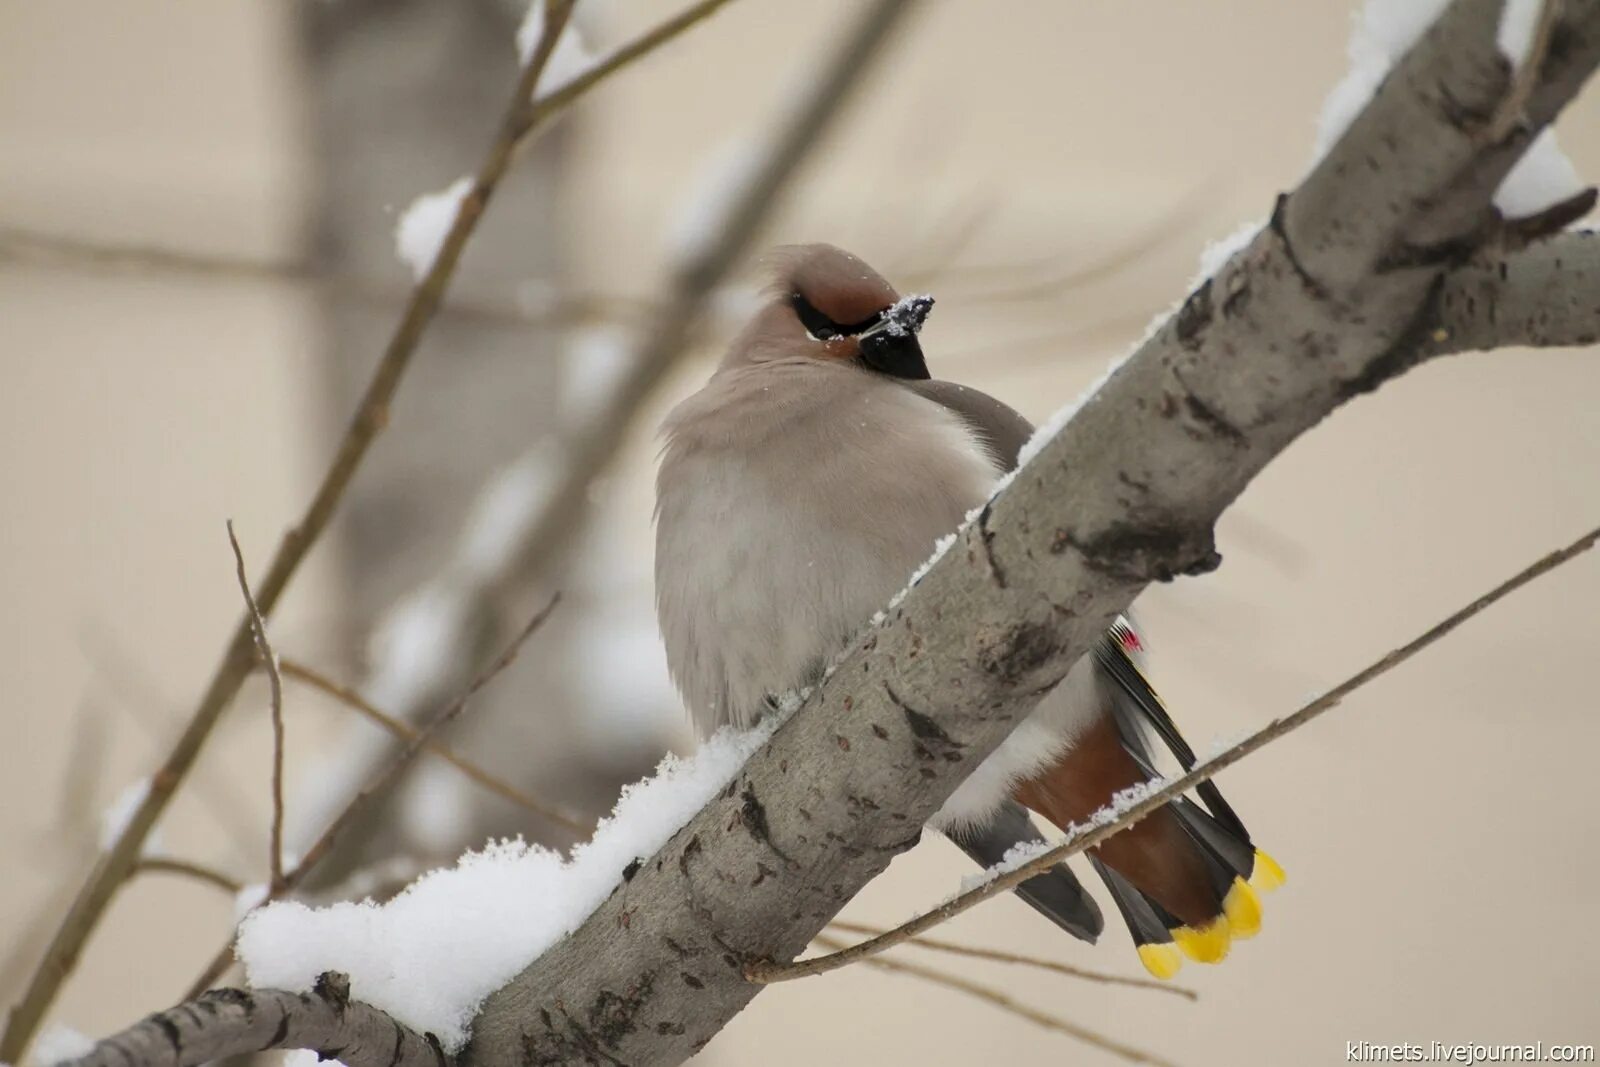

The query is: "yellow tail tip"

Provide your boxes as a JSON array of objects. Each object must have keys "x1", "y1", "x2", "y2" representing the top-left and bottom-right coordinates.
[
  {"x1": 1137, "y1": 942, "x2": 1184, "y2": 980},
  {"x1": 1173, "y1": 917, "x2": 1232, "y2": 963},
  {"x1": 1224, "y1": 877, "x2": 1263, "y2": 939},
  {"x1": 1250, "y1": 848, "x2": 1287, "y2": 892}
]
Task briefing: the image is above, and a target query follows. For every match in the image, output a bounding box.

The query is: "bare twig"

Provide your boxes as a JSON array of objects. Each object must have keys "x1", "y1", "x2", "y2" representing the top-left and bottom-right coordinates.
[
  {"x1": 133, "y1": 858, "x2": 244, "y2": 896},
  {"x1": 823, "y1": 920, "x2": 1195, "y2": 999},
  {"x1": 184, "y1": 595, "x2": 561, "y2": 998},
  {"x1": 0, "y1": 224, "x2": 650, "y2": 332},
  {"x1": 0, "y1": 1, "x2": 738, "y2": 1056},
  {"x1": 277, "y1": 656, "x2": 591, "y2": 835},
  {"x1": 1490, "y1": 0, "x2": 1564, "y2": 141},
  {"x1": 751, "y1": 523, "x2": 1600, "y2": 982},
  {"x1": 810, "y1": 933, "x2": 1176, "y2": 1067},
  {"x1": 227, "y1": 522, "x2": 286, "y2": 890}
]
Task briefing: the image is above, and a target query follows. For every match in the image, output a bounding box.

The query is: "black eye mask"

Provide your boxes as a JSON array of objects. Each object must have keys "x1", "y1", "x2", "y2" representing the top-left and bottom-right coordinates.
[{"x1": 791, "y1": 293, "x2": 883, "y2": 340}]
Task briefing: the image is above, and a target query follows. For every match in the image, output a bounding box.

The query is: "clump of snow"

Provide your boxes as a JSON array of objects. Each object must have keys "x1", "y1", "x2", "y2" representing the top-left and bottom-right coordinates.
[
  {"x1": 1194, "y1": 221, "x2": 1262, "y2": 286},
  {"x1": 1314, "y1": 0, "x2": 1585, "y2": 217},
  {"x1": 515, "y1": 0, "x2": 596, "y2": 89},
  {"x1": 394, "y1": 177, "x2": 472, "y2": 282},
  {"x1": 1314, "y1": 0, "x2": 1451, "y2": 161},
  {"x1": 100, "y1": 778, "x2": 158, "y2": 852},
  {"x1": 956, "y1": 838, "x2": 1053, "y2": 895},
  {"x1": 239, "y1": 719, "x2": 783, "y2": 1052},
  {"x1": 1498, "y1": 0, "x2": 1545, "y2": 69},
  {"x1": 878, "y1": 294, "x2": 934, "y2": 338},
  {"x1": 884, "y1": 531, "x2": 959, "y2": 614},
  {"x1": 1495, "y1": 128, "x2": 1584, "y2": 216},
  {"x1": 283, "y1": 1051, "x2": 346, "y2": 1067},
  {"x1": 948, "y1": 779, "x2": 1168, "y2": 900},
  {"x1": 33, "y1": 1024, "x2": 96, "y2": 1067}
]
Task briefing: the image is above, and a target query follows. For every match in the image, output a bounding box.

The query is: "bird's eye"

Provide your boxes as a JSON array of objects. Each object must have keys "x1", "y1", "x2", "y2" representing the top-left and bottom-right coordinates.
[{"x1": 791, "y1": 294, "x2": 840, "y2": 340}]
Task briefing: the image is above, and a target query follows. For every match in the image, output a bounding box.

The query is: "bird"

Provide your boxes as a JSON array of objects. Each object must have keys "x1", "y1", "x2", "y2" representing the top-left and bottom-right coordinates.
[{"x1": 653, "y1": 243, "x2": 1284, "y2": 979}]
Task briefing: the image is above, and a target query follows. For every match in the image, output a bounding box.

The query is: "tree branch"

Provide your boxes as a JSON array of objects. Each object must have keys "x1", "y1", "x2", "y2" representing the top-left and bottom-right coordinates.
[
  {"x1": 71, "y1": 974, "x2": 441, "y2": 1067},
  {"x1": 227, "y1": 522, "x2": 287, "y2": 890},
  {"x1": 821, "y1": 920, "x2": 1196, "y2": 999},
  {"x1": 277, "y1": 657, "x2": 592, "y2": 835},
  {"x1": 455, "y1": 3, "x2": 1600, "y2": 1063},
  {"x1": 753, "y1": 521, "x2": 1599, "y2": 980},
  {"x1": 0, "y1": 2, "x2": 739, "y2": 1059},
  {"x1": 808, "y1": 934, "x2": 1174, "y2": 1067},
  {"x1": 183, "y1": 597, "x2": 560, "y2": 999}
]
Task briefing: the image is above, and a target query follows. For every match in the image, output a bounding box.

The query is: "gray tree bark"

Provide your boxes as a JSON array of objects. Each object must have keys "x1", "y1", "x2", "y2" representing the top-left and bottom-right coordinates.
[
  {"x1": 66, "y1": 2, "x2": 1600, "y2": 1065},
  {"x1": 467, "y1": 2, "x2": 1600, "y2": 1062}
]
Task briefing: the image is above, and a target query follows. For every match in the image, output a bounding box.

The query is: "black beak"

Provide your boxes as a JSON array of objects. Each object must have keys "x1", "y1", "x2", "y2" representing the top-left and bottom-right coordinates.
[
  {"x1": 858, "y1": 331, "x2": 931, "y2": 380},
  {"x1": 857, "y1": 294, "x2": 934, "y2": 380}
]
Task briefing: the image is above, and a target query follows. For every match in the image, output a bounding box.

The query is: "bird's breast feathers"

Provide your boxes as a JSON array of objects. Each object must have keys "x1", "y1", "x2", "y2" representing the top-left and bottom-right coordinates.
[{"x1": 655, "y1": 364, "x2": 1001, "y2": 735}]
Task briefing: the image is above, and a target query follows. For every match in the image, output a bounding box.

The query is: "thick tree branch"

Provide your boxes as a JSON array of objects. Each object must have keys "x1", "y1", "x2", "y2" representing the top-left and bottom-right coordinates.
[
  {"x1": 57, "y1": 4, "x2": 1600, "y2": 1067},
  {"x1": 74, "y1": 974, "x2": 441, "y2": 1067},
  {"x1": 1429, "y1": 227, "x2": 1600, "y2": 354},
  {"x1": 456, "y1": 3, "x2": 1600, "y2": 1064},
  {"x1": 754, "y1": 522, "x2": 1599, "y2": 979}
]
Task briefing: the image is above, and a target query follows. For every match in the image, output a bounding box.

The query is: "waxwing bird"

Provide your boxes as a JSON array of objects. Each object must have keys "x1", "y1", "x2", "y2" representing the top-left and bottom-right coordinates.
[{"x1": 653, "y1": 243, "x2": 1284, "y2": 978}]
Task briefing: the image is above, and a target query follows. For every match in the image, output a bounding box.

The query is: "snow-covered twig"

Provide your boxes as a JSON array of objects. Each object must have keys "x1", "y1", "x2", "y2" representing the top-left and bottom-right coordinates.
[
  {"x1": 750, "y1": 523, "x2": 1600, "y2": 982},
  {"x1": 0, "y1": 1, "x2": 740, "y2": 1059},
  {"x1": 277, "y1": 657, "x2": 591, "y2": 834},
  {"x1": 808, "y1": 933, "x2": 1175, "y2": 1067},
  {"x1": 822, "y1": 919, "x2": 1196, "y2": 999},
  {"x1": 182, "y1": 596, "x2": 560, "y2": 999},
  {"x1": 226, "y1": 522, "x2": 286, "y2": 890}
]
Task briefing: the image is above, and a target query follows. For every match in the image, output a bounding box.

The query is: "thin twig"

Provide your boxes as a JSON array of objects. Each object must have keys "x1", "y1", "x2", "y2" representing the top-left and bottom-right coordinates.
[
  {"x1": 810, "y1": 933, "x2": 1176, "y2": 1067},
  {"x1": 823, "y1": 919, "x2": 1195, "y2": 999},
  {"x1": 227, "y1": 522, "x2": 286, "y2": 890},
  {"x1": 277, "y1": 656, "x2": 591, "y2": 835},
  {"x1": 0, "y1": 224, "x2": 651, "y2": 332},
  {"x1": 751, "y1": 523, "x2": 1600, "y2": 982},
  {"x1": 133, "y1": 858, "x2": 244, "y2": 896},
  {"x1": 511, "y1": 0, "x2": 736, "y2": 152},
  {"x1": 1490, "y1": 0, "x2": 1563, "y2": 142},
  {"x1": 0, "y1": 1, "x2": 737, "y2": 1057},
  {"x1": 184, "y1": 595, "x2": 561, "y2": 998}
]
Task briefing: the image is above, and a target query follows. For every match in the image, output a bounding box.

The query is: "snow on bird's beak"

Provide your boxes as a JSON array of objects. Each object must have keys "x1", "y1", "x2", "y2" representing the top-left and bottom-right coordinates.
[{"x1": 858, "y1": 294, "x2": 934, "y2": 380}]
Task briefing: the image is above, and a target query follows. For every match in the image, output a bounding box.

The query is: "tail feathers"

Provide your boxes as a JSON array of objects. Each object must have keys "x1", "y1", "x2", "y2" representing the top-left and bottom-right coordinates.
[
  {"x1": 949, "y1": 800, "x2": 1104, "y2": 944},
  {"x1": 1090, "y1": 857, "x2": 1183, "y2": 979},
  {"x1": 1090, "y1": 620, "x2": 1288, "y2": 974}
]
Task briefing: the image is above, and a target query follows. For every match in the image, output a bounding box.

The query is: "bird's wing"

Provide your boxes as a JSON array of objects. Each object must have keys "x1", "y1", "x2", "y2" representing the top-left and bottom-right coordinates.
[
  {"x1": 904, "y1": 379, "x2": 1034, "y2": 473},
  {"x1": 950, "y1": 800, "x2": 1103, "y2": 943},
  {"x1": 907, "y1": 380, "x2": 1109, "y2": 940}
]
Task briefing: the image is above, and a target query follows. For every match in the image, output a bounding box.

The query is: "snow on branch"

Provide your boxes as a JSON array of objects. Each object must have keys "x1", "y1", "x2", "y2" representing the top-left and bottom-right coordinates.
[
  {"x1": 455, "y1": 3, "x2": 1600, "y2": 1063},
  {"x1": 57, "y1": 2, "x2": 1600, "y2": 1067}
]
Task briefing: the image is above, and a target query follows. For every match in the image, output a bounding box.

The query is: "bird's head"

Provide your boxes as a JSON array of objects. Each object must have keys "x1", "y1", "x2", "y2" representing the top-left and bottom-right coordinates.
[{"x1": 736, "y1": 243, "x2": 934, "y2": 380}]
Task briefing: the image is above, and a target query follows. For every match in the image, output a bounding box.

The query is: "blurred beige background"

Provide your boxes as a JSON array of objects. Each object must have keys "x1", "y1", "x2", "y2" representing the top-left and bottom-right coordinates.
[{"x1": 3, "y1": 1, "x2": 1598, "y2": 1065}]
